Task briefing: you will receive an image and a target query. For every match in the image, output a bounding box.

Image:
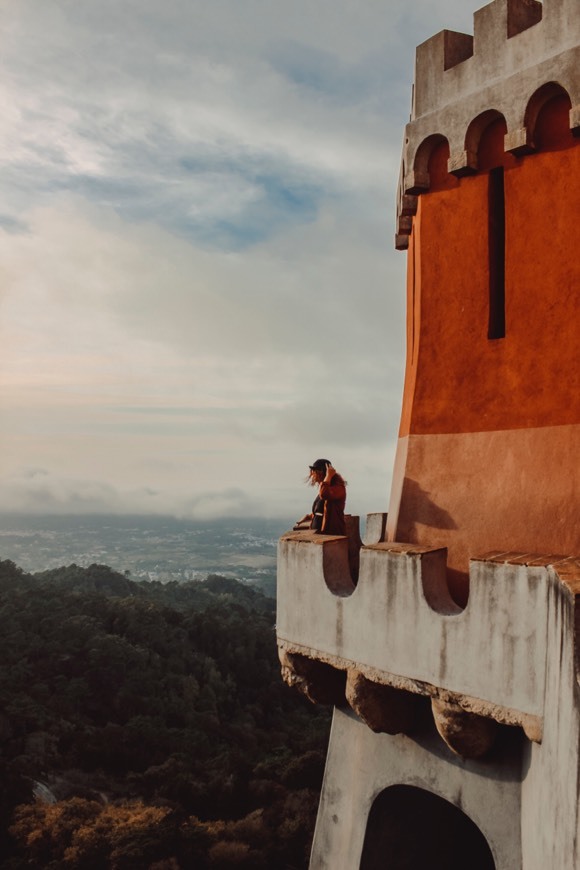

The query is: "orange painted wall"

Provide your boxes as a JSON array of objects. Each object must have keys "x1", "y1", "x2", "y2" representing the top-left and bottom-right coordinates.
[
  {"x1": 390, "y1": 111, "x2": 580, "y2": 604},
  {"x1": 401, "y1": 140, "x2": 580, "y2": 437}
]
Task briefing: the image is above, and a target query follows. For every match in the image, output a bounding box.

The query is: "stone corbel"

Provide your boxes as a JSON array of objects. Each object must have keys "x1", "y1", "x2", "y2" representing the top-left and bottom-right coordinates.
[
  {"x1": 431, "y1": 697, "x2": 498, "y2": 759},
  {"x1": 404, "y1": 170, "x2": 430, "y2": 195},
  {"x1": 397, "y1": 215, "x2": 413, "y2": 236},
  {"x1": 346, "y1": 670, "x2": 420, "y2": 735},
  {"x1": 570, "y1": 105, "x2": 580, "y2": 137},
  {"x1": 279, "y1": 649, "x2": 347, "y2": 707},
  {"x1": 400, "y1": 194, "x2": 418, "y2": 216},
  {"x1": 504, "y1": 126, "x2": 535, "y2": 155},
  {"x1": 447, "y1": 149, "x2": 477, "y2": 177}
]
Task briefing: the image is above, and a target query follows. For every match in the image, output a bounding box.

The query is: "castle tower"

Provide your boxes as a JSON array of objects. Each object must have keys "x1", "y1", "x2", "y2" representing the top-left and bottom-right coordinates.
[
  {"x1": 277, "y1": 1, "x2": 580, "y2": 867},
  {"x1": 393, "y1": 0, "x2": 580, "y2": 607}
]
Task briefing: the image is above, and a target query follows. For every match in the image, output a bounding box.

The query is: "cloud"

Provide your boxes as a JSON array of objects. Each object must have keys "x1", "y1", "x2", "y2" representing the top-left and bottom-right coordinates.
[
  {"x1": 0, "y1": 465, "x2": 260, "y2": 523},
  {"x1": 0, "y1": 468, "x2": 129, "y2": 515},
  {"x1": 0, "y1": 193, "x2": 404, "y2": 366},
  {"x1": 0, "y1": 0, "x2": 407, "y2": 253},
  {"x1": 179, "y1": 488, "x2": 261, "y2": 521},
  {"x1": 0, "y1": 0, "x2": 481, "y2": 521}
]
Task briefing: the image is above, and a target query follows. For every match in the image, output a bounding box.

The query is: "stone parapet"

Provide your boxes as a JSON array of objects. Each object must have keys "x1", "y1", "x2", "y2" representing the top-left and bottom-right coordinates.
[
  {"x1": 277, "y1": 527, "x2": 580, "y2": 744},
  {"x1": 412, "y1": 0, "x2": 580, "y2": 122}
]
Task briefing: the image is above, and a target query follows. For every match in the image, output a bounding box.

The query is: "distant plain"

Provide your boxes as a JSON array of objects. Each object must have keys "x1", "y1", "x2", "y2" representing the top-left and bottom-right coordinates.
[{"x1": 0, "y1": 514, "x2": 293, "y2": 597}]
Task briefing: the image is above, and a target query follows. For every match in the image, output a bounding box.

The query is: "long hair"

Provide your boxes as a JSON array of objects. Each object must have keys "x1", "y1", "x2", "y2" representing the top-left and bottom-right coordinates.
[{"x1": 305, "y1": 470, "x2": 347, "y2": 486}]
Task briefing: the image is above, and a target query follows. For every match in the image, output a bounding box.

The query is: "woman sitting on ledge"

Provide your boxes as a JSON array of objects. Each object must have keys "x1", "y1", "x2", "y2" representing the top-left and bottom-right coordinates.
[{"x1": 293, "y1": 459, "x2": 347, "y2": 536}]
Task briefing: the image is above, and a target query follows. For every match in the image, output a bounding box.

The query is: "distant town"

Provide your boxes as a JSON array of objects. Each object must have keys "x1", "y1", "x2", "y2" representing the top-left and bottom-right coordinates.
[{"x1": 0, "y1": 513, "x2": 292, "y2": 597}]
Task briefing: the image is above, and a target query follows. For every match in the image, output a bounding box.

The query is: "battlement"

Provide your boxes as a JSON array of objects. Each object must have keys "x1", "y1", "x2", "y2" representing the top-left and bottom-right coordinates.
[
  {"x1": 396, "y1": 0, "x2": 580, "y2": 248},
  {"x1": 277, "y1": 518, "x2": 580, "y2": 755},
  {"x1": 413, "y1": 0, "x2": 578, "y2": 121}
]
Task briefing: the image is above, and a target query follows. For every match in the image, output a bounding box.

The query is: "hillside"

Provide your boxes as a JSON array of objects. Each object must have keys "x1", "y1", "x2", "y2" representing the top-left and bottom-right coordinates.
[{"x1": 0, "y1": 560, "x2": 330, "y2": 869}]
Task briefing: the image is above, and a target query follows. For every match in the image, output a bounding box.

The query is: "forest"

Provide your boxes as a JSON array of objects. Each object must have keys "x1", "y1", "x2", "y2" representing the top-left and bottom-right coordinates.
[{"x1": 0, "y1": 559, "x2": 331, "y2": 868}]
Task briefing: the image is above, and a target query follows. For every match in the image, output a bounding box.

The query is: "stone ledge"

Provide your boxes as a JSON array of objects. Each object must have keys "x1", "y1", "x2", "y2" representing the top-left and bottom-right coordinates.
[
  {"x1": 277, "y1": 541, "x2": 579, "y2": 726},
  {"x1": 280, "y1": 529, "x2": 346, "y2": 544},
  {"x1": 363, "y1": 541, "x2": 446, "y2": 556}
]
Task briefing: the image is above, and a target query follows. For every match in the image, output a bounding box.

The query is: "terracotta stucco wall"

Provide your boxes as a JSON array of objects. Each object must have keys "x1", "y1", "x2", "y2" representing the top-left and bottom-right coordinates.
[{"x1": 390, "y1": 110, "x2": 580, "y2": 603}]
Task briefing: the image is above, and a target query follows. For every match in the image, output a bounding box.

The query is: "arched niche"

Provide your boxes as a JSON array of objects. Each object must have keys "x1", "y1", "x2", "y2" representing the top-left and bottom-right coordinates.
[
  {"x1": 464, "y1": 110, "x2": 509, "y2": 172},
  {"x1": 524, "y1": 82, "x2": 574, "y2": 150},
  {"x1": 359, "y1": 784, "x2": 496, "y2": 870},
  {"x1": 406, "y1": 134, "x2": 450, "y2": 194}
]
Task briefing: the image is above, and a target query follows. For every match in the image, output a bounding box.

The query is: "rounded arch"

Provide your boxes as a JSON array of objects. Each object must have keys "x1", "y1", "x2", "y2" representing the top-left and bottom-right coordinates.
[
  {"x1": 413, "y1": 133, "x2": 448, "y2": 175},
  {"x1": 359, "y1": 785, "x2": 496, "y2": 870},
  {"x1": 524, "y1": 81, "x2": 573, "y2": 149},
  {"x1": 525, "y1": 81, "x2": 572, "y2": 135},
  {"x1": 464, "y1": 109, "x2": 507, "y2": 170},
  {"x1": 411, "y1": 133, "x2": 450, "y2": 190}
]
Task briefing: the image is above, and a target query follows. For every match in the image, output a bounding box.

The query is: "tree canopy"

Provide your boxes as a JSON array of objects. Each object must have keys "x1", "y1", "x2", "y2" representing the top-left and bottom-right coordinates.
[{"x1": 0, "y1": 560, "x2": 330, "y2": 869}]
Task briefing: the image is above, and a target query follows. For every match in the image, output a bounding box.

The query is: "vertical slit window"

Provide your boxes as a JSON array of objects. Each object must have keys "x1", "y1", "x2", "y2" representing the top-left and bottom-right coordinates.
[
  {"x1": 488, "y1": 166, "x2": 505, "y2": 339},
  {"x1": 411, "y1": 235, "x2": 416, "y2": 361}
]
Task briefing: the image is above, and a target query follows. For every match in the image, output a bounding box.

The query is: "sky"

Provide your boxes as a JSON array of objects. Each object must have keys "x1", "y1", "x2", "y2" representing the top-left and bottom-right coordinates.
[{"x1": 0, "y1": 0, "x2": 479, "y2": 523}]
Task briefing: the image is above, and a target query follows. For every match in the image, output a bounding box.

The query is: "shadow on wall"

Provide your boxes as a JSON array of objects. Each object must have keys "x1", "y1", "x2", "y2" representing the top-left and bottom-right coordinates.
[
  {"x1": 360, "y1": 785, "x2": 496, "y2": 870},
  {"x1": 399, "y1": 477, "x2": 458, "y2": 533},
  {"x1": 397, "y1": 478, "x2": 469, "y2": 607}
]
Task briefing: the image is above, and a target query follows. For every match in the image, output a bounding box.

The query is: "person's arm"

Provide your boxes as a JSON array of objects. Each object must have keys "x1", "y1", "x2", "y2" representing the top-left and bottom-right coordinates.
[
  {"x1": 318, "y1": 465, "x2": 345, "y2": 500},
  {"x1": 293, "y1": 512, "x2": 313, "y2": 530}
]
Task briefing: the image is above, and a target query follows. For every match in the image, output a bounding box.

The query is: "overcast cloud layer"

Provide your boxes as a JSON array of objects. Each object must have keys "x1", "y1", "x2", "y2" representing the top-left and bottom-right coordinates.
[{"x1": 0, "y1": 0, "x2": 478, "y2": 521}]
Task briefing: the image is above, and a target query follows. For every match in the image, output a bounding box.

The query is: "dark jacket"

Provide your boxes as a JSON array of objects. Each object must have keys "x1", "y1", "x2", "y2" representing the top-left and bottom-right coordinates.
[{"x1": 311, "y1": 474, "x2": 346, "y2": 536}]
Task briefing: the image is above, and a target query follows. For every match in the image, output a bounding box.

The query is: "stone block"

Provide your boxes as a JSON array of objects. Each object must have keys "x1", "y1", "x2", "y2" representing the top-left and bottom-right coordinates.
[
  {"x1": 363, "y1": 512, "x2": 388, "y2": 546},
  {"x1": 399, "y1": 194, "x2": 418, "y2": 216},
  {"x1": 504, "y1": 126, "x2": 535, "y2": 154},
  {"x1": 279, "y1": 649, "x2": 346, "y2": 706},
  {"x1": 346, "y1": 670, "x2": 419, "y2": 735},
  {"x1": 570, "y1": 104, "x2": 580, "y2": 136},
  {"x1": 448, "y1": 149, "x2": 478, "y2": 176},
  {"x1": 403, "y1": 169, "x2": 429, "y2": 196},
  {"x1": 432, "y1": 697, "x2": 499, "y2": 758}
]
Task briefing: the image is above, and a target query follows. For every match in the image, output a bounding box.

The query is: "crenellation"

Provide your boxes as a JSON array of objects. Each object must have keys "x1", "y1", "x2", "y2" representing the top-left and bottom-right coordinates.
[
  {"x1": 412, "y1": 30, "x2": 472, "y2": 120},
  {"x1": 443, "y1": 29, "x2": 474, "y2": 70},
  {"x1": 277, "y1": 533, "x2": 560, "y2": 731},
  {"x1": 397, "y1": 43, "x2": 580, "y2": 238},
  {"x1": 472, "y1": 0, "x2": 508, "y2": 78},
  {"x1": 507, "y1": 0, "x2": 543, "y2": 38},
  {"x1": 413, "y1": 0, "x2": 580, "y2": 125}
]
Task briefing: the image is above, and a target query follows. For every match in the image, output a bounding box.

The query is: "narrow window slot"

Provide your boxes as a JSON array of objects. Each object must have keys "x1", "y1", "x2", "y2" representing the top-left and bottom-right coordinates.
[{"x1": 488, "y1": 167, "x2": 505, "y2": 339}]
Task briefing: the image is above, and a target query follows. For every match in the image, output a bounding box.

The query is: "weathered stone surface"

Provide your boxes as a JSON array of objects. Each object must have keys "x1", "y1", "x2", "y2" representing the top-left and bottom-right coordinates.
[
  {"x1": 447, "y1": 149, "x2": 478, "y2": 176},
  {"x1": 504, "y1": 126, "x2": 535, "y2": 154},
  {"x1": 310, "y1": 707, "x2": 523, "y2": 870},
  {"x1": 346, "y1": 671, "x2": 418, "y2": 735},
  {"x1": 278, "y1": 535, "x2": 555, "y2": 734},
  {"x1": 344, "y1": 514, "x2": 362, "y2": 585},
  {"x1": 431, "y1": 698, "x2": 498, "y2": 759},
  {"x1": 279, "y1": 649, "x2": 346, "y2": 706},
  {"x1": 399, "y1": 0, "x2": 580, "y2": 238},
  {"x1": 403, "y1": 170, "x2": 430, "y2": 195},
  {"x1": 362, "y1": 512, "x2": 388, "y2": 546}
]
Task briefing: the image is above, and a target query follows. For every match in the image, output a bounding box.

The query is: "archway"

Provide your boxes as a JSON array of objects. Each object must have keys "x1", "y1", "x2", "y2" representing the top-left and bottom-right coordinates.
[{"x1": 359, "y1": 785, "x2": 496, "y2": 870}]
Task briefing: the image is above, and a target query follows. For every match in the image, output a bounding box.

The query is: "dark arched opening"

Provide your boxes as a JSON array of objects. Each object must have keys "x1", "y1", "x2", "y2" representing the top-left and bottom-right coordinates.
[
  {"x1": 411, "y1": 134, "x2": 451, "y2": 192},
  {"x1": 360, "y1": 785, "x2": 496, "y2": 870},
  {"x1": 526, "y1": 83, "x2": 573, "y2": 151}
]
